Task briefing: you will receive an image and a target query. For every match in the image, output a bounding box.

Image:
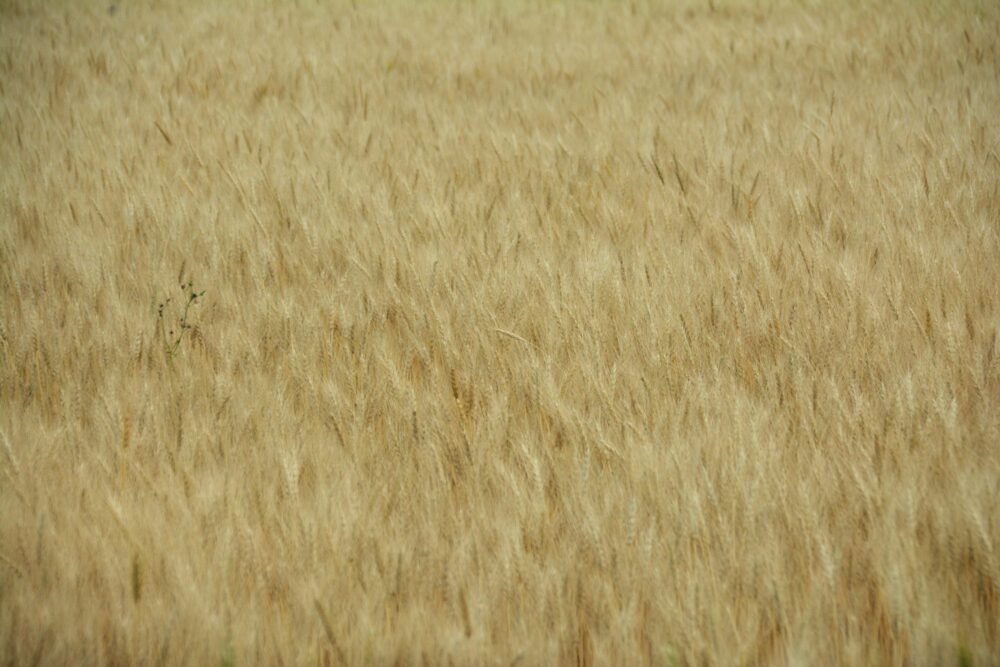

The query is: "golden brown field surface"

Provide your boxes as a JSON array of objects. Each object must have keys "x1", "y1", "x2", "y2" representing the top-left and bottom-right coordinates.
[{"x1": 2, "y1": 0, "x2": 999, "y2": 664}]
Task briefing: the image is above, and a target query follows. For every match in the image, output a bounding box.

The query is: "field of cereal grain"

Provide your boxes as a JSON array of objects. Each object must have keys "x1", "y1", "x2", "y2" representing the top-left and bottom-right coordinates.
[{"x1": 2, "y1": 1, "x2": 999, "y2": 664}]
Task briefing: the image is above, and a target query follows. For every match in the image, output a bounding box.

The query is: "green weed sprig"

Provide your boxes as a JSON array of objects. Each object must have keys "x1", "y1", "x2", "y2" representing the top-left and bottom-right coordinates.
[{"x1": 157, "y1": 280, "x2": 206, "y2": 364}]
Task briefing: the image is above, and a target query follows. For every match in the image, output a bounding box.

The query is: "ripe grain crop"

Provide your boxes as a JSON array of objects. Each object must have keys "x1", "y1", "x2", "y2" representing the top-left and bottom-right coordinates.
[{"x1": 1, "y1": 0, "x2": 999, "y2": 664}]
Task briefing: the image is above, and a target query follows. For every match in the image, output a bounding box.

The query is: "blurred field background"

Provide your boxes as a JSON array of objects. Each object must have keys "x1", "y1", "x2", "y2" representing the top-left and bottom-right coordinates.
[{"x1": 2, "y1": 0, "x2": 999, "y2": 664}]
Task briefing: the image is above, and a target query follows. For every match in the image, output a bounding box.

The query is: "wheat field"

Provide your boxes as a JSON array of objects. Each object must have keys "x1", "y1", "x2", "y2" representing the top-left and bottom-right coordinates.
[{"x1": 1, "y1": 0, "x2": 999, "y2": 664}]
